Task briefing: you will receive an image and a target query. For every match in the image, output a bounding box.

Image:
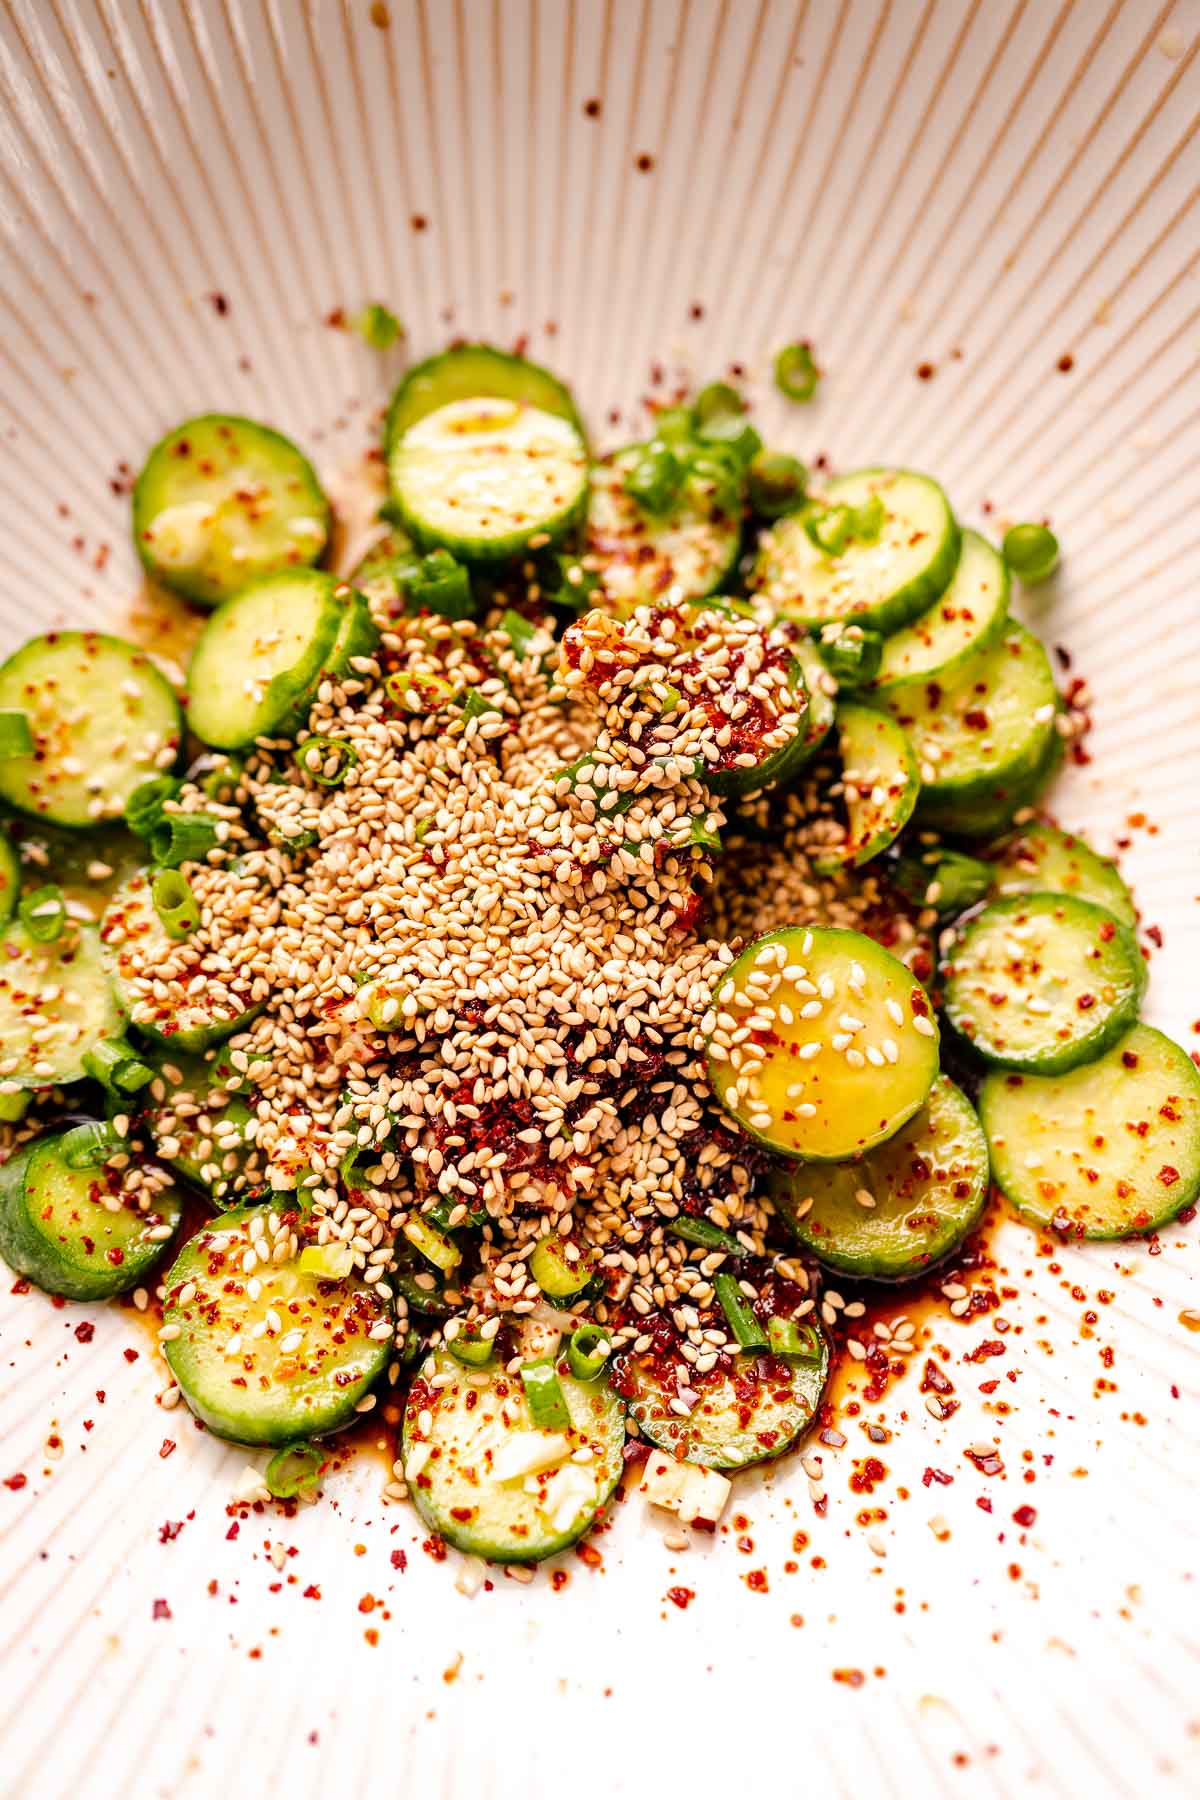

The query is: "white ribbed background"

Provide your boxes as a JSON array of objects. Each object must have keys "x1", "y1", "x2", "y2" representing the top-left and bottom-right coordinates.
[{"x1": 1, "y1": 3, "x2": 1198, "y2": 1796}]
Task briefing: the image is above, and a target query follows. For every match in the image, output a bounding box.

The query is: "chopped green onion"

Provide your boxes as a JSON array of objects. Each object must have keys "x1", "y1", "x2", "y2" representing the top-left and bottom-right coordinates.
[
  {"x1": 667, "y1": 1216, "x2": 749, "y2": 1258},
  {"x1": 460, "y1": 690, "x2": 503, "y2": 722},
  {"x1": 0, "y1": 1090, "x2": 30, "y2": 1123},
  {"x1": 295, "y1": 735, "x2": 357, "y2": 787},
  {"x1": 0, "y1": 711, "x2": 34, "y2": 758},
  {"x1": 684, "y1": 443, "x2": 744, "y2": 514},
  {"x1": 767, "y1": 1317, "x2": 823, "y2": 1362},
  {"x1": 414, "y1": 818, "x2": 432, "y2": 843},
  {"x1": 684, "y1": 815, "x2": 723, "y2": 855},
  {"x1": 426, "y1": 1195, "x2": 485, "y2": 1232},
  {"x1": 567, "y1": 1323, "x2": 610, "y2": 1382},
  {"x1": 529, "y1": 1235, "x2": 595, "y2": 1299},
  {"x1": 18, "y1": 884, "x2": 65, "y2": 943},
  {"x1": 623, "y1": 442, "x2": 684, "y2": 515},
  {"x1": 891, "y1": 847, "x2": 993, "y2": 915},
  {"x1": 747, "y1": 450, "x2": 808, "y2": 519},
  {"x1": 193, "y1": 754, "x2": 244, "y2": 803},
  {"x1": 60, "y1": 1121, "x2": 122, "y2": 1169},
  {"x1": 385, "y1": 669, "x2": 456, "y2": 714},
  {"x1": 499, "y1": 609, "x2": 538, "y2": 662},
  {"x1": 151, "y1": 869, "x2": 200, "y2": 939},
  {"x1": 1003, "y1": 522, "x2": 1059, "y2": 585},
  {"x1": 692, "y1": 382, "x2": 761, "y2": 466},
  {"x1": 521, "y1": 1360, "x2": 571, "y2": 1431},
  {"x1": 818, "y1": 628, "x2": 883, "y2": 687},
  {"x1": 404, "y1": 1214, "x2": 462, "y2": 1274},
  {"x1": 657, "y1": 682, "x2": 682, "y2": 716},
  {"x1": 803, "y1": 502, "x2": 854, "y2": 556},
  {"x1": 774, "y1": 341, "x2": 820, "y2": 403},
  {"x1": 396, "y1": 1325, "x2": 424, "y2": 1365},
  {"x1": 409, "y1": 549, "x2": 473, "y2": 620},
  {"x1": 125, "y1": 776, "x2": 182, "y2": 838},
  {"x1": 713, "y1": 1271, "x2": 769, "y2": 1351},
  {"x1": 150, "y1": 812, "x2": 220, "y2": 869},
  {"x1": 447, "y1": 1327, "x2": 494, "y2": 1368},
  {"x1": 540, "y1": 551, "x2": 600, "y2": 611},
  {"x1": 339, "y1": 1143, "x2": 365, "y2": 1193},
  {"x1": 265, "y1": 1441, "x2": 325, "y2": 1500},
  {"x1": 351, "y1": 301, "x2": 403, "y2": 350},
  {"x1": 82, "y1": 1037, "x2": 155, "y2": 1096},
  {"x1": 650, "y1": 405, "x2": 694, "y2": 446},
  {"x1": 850, "y1": 494, "x2": 885, "y2": 543}
]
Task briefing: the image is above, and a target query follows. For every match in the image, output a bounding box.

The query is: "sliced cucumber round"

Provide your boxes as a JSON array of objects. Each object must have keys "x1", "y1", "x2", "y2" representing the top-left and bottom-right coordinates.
[
  {"x1": 0, "y1": 921, "x2": 124, "y2": 1087},
  {"x1": 770, "y1": 1076, "x2": 988, "y2": 1281},
  {"x1": 145, "y1": 1048, "x2": 256, "y2": 1203},
  {"x1": 981, "y1": 1025, "x2": 1200, "y2": 1239},
  {"x1": 987, "y1": 823, "x2": 1136, "y2": 928},
  {"x1": 942, "y1": 894, "x2": 1146, "y2": 1074},
  {"x1": 750, "y1": 469, "x2": 959, "y2": 634},
  {"x1": 880, "y1": 623, "x2": 1057, "y2": 814},
  {"x1": 811, "y1": 702, "x2": 919, "y2": 874},
  {"x1": 586, "y1": 447, "x2": 742, "y2": 613},
  {"x1": 0, "y1": 633, "x2": 182, "y2": 828},
  {"x1": 384, "y1": 343, "x2": 585, "y2": 453},
  {"x1": 0, "y1": 831, "x2": 18, "y2": 925},
  {"x1": 872, "y1": 529, "x2": 1009, "y2": 689},
  {"x1": 186, "y1": 571, "x2": 355, "y2": 749},
  {"x1": 621, "y1": 1321, "x2": 829, "y2": 1471},
  {"x1": 402, "y1": 1349, "x2": 625, "y2": 1562},
  {"x1": 0, "y1": 1133, "x2": 182, "y2": 1301},
  {"x1": 162, "y1": 1208, "x2": 392, "y2": 1444},
  {"x1": 915, "y1": 724, "x2": 1062, "y2": 839},
  {"x1": 389, "y1": 396, "x2": 588, "y2": 562},
  {"x1": 101, "y1": 871, "x2": 263, "y2": 1052},
  {"x1": 707, "y1": 926, "x2": 940, "y2": 1161},
  {"x1": 133, "y1": 414, "x2": 329, "y2": 608},
  {"x1": 791, "y1": 636, "x2": 837, "y2": 760}
]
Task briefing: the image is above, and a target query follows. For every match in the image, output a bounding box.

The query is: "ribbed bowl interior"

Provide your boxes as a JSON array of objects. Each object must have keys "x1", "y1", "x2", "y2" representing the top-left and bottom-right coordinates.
[{"x1": 1, "y1": 3, "x2": 1197, "y2": 1796}]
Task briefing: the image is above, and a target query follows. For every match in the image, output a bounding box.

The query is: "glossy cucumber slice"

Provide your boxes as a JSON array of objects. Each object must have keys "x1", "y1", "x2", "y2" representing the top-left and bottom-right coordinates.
[
  {"x1": 100, "y1": 871, "x2": 263, "y2": 1052},
  {"x1": 585, "y1": 446, "x2": 742, "y2": 613},
  {"x1": 186, "y1": 570, "x2": 354, "y2": 748},
  {"x1": 942, "y1": 894, "x2": 1146, "y2": 1073},
  {"x1": 770, "y1": 1076, "x2": 988, "y2": 1281},
  {"x1": 750, "y1": 468, "x2": 959, "y2": 634},
  {"x1": 162, "y1": 1208, "x2": 392, "y2": 1444},
  {"x1": 707, "y1": 926, "x2": 940, "y2": 1161},
  {"x1": 872, "y1": 529, "x2": 1008, "y2": 688},
  {"x1": 891, "y1": 847, "x2": 993, "y2": 916},
  {"x1": 402, "y1": 1349, "x2": 625, "y2": 1562},
  {"x1": 811, "y1": 702, "x2": 919, "y2": 874},
  {"x1": 384, "y1": 343, "x2": 584, "y2": 452},
  {"x1": 981, "y1": 1025, "x2": 1200, "y2": 1238},
  {"x1": 987, "y1": 822, "x2": 1136, "y2": 928},
  {"x1": 389, "y1": 396, "x2": 588, "y2": 561},
  {"x1": 791, "y1": 637, "x2": 837, "y2": 760},
  {"x1": 133, "y1": 413, "x2": 329, "y2": 607},
  {"x1": 0, "y1": 921, "x2": 124, "y2": 1087},
  {"x1": 0, "y1": 633, "x2": 182, "y2": 828},
  {"x1": 0, "y1": 1132, "x2": 182, "y2": 1300},
  {"x1": 915, "y1": 724, "x2": 1062, "y2": 839}
]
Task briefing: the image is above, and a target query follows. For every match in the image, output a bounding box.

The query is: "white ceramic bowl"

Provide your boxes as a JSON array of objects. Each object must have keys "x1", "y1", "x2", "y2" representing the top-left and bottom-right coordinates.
[{"x1": 2, "y1": 4, "x2": 1198, "y2": 1796}]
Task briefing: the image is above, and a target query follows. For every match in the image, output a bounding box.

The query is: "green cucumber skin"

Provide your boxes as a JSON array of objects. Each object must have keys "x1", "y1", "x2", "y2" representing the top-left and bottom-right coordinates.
[
  {"x1": 186, "y1": 571, "x2": 350, "y2": 750},
  {"x1": 0, "y1": 831, "x2": 17, "y2": 924},
  {"x1": 384, "y1": 343, "x2": 587, "y2": 459},
  {"x1": 942, "y1": 894, "x2": 1147, "y2": 1076},
  {"x1": 987, "y1": 822, "x2": 1136, "y2": 928},
  {"x1": 0, "y1": 1137, "x2": 182, "y2": 1301},
  {"x1": 915, "y1": 728, "x2": 1061, "y2": 837},
  {"x1": 872, "y1": 528, "x2": 1010, "y2": 690},
  {"x1": 811, "y1": 702, "x2": 920, "y2": 875},
  {"x1": 704, "y1": 658, "x2": 813, "y2": 799},
  {"x1": 100, "y1": 874, "x2": 264, "y2": 1054},
  {"x1": 622, "y1": 1333, "x2": 829, "y2": 1470},
  {"x1": 389, "y1": 475, "x2": 588, "y2": 566}
]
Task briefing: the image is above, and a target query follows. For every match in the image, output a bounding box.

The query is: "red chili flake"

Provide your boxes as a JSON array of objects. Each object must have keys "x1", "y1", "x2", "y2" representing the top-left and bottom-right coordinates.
[
  {"x1": 832, "y1": 1668, "x2": 865, "y2": 1687},
  {"x1": 152, "y1": 1598, "x2": 172, "y2": 1621},
  {"x1": 358, "y1": 1594, "x2": 376, "y2": 1614},
  {"x1": 4, "y1": 1474, "x2": 27, "y2": 1491},
  {"x1": 583, "y1": 97, "x2": 602, "y2": 118},
  {"x1": 208, "y1": 292, "x2": 229, "y2": 316},
  {"x1": 1057, "y1": 353, "x2": 1074, "y2": 373},
  {"x1": 159, "y1": 1439, "x2": 176, "y2": 1459},
  {"x1": 922, "y1": 1467, "x2": 954, "y2": 1487},
  {"x1": 915, "y1": 362, "x2": 935, "y2": 381},
  {"x1": 1013, "y1": 1505, "x2": 1037, "y2": 1528},
  {"x1": 74, "y1": 1321, "x2": 95, "y2": 1343},
  {"x1": 390, "y1": 1549, "x2": 407, "y2": 1572},
  {"x1": 226, "y1": 1522, "x2": 239, "y2": 1540},
  {"x1": 1122, "y1": 1049, "x2": 1139, "y2": 1068},
  {"x1": 635, "y1": 152, "x2": 655, "y2": 173},
  {"x1": 666, "y1": 1586, "x2": 694, "y2": 1610},
  {"x1": 920, "y1": 1359, "x2": 955, "y2": 1394},
  {"x1": 123, "y1": 1348, "x2": 139, "y2": 1363},
  {"x1": 976, "y1": 1496, "x2": 993, "y2": 1513},
  {"x1": 158, "y1": 1520, "x2": 184, "y2": 1543},
  {"x1": 744, "y1": 1569, "x2": 769, "y2": 1593},
  {"x1": 965, "y1": 1340, "x2": 1006, "y2": 1364},
  {"x1": 411, "y1": 214, "x2": 428, "y2": 232},
  {"x1": 1146, "y1": 924, "x2": 1164, "y2": 948},
  {"x1": 1158, "y1": 1166, "x2": 1180, "y2": 1187},
  {"x1": 303, "y1": 1584, "x2": 321, "y2": 1599},
  {"x1": 962, "y1": 708, "x2": 989, "y2": 730}
]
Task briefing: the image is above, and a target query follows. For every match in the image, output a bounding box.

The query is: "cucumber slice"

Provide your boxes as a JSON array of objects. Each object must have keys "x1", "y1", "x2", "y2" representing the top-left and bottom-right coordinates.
[
  {"x1": 145, "y1": 1049, "x2": 256, "y2": 1202},
  {"x1": 161, "y1": 1208, "x2": 392, "y2": 1444},
  {"x1": 880, "y1": 623, "x2": 1057, "y2": 813},
  {"x1": 389, "y1": 397, "x2": 588, "y2": 562},
  {"x1": 133, "y1": 414, "x2": 330, "y2": 608},
  {"x1": 186, "y1": 571, "x2": 352, "y2": 749},
  {"x1": 891, "y1": 847, "x2": 993, "y2": 916},
  {"x1": 987, "y1": 823, "x2": 1136, "y2": 928},
  {"x1": 384, "y1": 343, "x2": 584, "y2": 452},
  {"x1": 621, "y1": 1316, "x2": 829, "y2": 1471},
  {"x1": 402, "y1": 1349, "x2": 625, "y2": 1562},
  {"x1": 872, "y1": 530, "x2": 1009, "y2": 689},
  {"x1": 942, "y1": 894, "x2": 1146, "y2": 1074},
  {"x1": 707, "y1": 926, "x2": 940, "y2": 1161},
  {"x1": 101, "y1": 871, "x2": 263, "y2": 1052},
  {"x1": 981, "y1": 1025, "x2": 1200, "y2": 1239},
  {"x1": 750, "y1": 469, "x2": 959, "y2": 634},
  {"x1": 0, "y1": 1133, "x2": 182, "y2": 1300},
  {"x1": 811, "y1": 702, "x2": 919, "y2": 873},
  {"x1": 915, "y1": 724, "x2": 1062, "y2": 839},
  {"x1": 0, "y1": 633, "x2": 183, "y2": 828},
  {"x1": 0, "y1": 921, "x2": 124, "y2": 1087},
  {"x1": 585, "y1": 447, "x2": 742, "y2": 613},
  {"x1": 770, "y1": 1076, "x2": 988, "y2": 1281},
  {"x1": 791, "y1": 637, "x2": 837, "y2": 759},
  {"x1": 0, "y1": 830, "x2": 17, "y2": 925}
]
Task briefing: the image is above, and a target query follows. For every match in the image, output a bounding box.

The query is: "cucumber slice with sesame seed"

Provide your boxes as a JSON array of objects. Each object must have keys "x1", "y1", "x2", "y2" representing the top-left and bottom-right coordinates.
[
  {"x1": 586, "y1": 447, "x2": 742, "y2": 613},
  {"x1": 879, "y1": 623, "x2": 1057, "y2": 819},
  {"x1": 186, "y1": 571, "x2": 356, "y2": 749},
  {"x1": 0, "y1": 633, "x2": 183, "y2": 829},
  {"x1": 872, "y1": 530, "x2": 1009, "y2": 689},
  {"x1": 0, "y1": 1131, "x2": 183, "y2": 1301},
  {"x1": 133, "y1": 414, "x2": 330, "y2": 608},
  {"x1": 144, "y1": 1048, "x2": 257, "y2": 1204},
  {"x1": 0, "y1": 920, "x2": 125, "y2": 1088},
  {"x1": 770, "y1": 1076, "x2": 988, "y2": 1282},
  {"x1": 981, "y1": 1025, "x2": 1200, "y2": 1239},
  {"x1": 100, "y1": 871, "x2": 263, "y2": 1052},
  {"x1": 915, "y1": 723, "x2": 1062, "y2": 839},
  {"x1": 401, "y1": 1348, "x2": 625, "y2": 1562},
  {"x1": 790, "y1": 637, "x2": 837, "y2": 760},
  {"x1": 810, "y1": 702, "x2": 919, "y2": 874},
  {"x1": 384, "y1": 343, "x2": 585, "y2": 452},
  {"x1": 707, "y1": 926, "x2": 940, "y2": 1162},
  {"x1": 986, "y1": 823, "x2": 1136, "y2": 928},
  {"x1": 941, "y1": 894, "x2": 1146, "y2": 1074},
  {"x1": 161, "y1": 1207, "x2": 392, "y2": 1445},
  {"x1": 750, "y1": 469, "x2": 959, "y2": 634}
]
